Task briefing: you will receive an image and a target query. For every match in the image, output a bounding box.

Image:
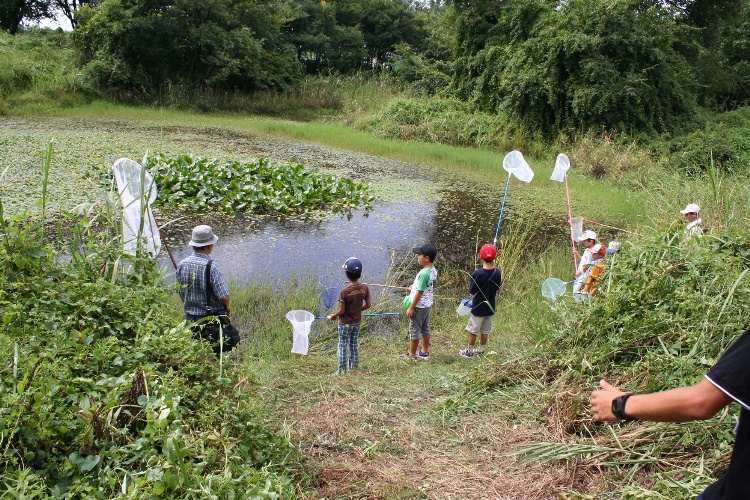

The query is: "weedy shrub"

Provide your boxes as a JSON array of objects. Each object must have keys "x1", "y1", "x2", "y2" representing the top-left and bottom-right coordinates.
[
  {"x1": 517, "y1": 226, "x2": 750, "y2": 497},
  {"x1": 556, "y1": 132, "x2": 653, "y2": 185},
  {"x1": 0, "y1": 160, "x2": 299, "y2": 496},
  {"x1": 0, "y1": 30, "x2": 92, "y2": 109},
  {"x1": 356, "y1": 97, "x2": 537, "y2": 153},
  {"x1": 662, "y1": 119, "x2": 750, "y2": 176},
  {"x1": 143, "y1": 154, "x2": 374, "y2": 216}
]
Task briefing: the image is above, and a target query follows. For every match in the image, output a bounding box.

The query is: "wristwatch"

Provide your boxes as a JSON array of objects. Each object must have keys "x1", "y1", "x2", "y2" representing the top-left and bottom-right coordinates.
[{"x1": 611, "y1": 394, "x2": 634, "y2": 421}]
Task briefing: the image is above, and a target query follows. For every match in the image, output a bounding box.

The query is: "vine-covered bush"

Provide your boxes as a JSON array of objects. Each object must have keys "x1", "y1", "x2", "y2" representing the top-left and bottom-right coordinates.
[
  {"x1": 0, "y1": 203, "x2": 299, "y2": 497},
  {"x1": 147, "y1": 154, "x2": 374, "y2": 215}
]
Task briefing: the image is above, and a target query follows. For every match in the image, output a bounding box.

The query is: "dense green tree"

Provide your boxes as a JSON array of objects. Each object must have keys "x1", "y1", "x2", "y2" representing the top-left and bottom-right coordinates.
[
  {"x1": 449, "y1": 0, "x2": 698, "y2": 136},
  {"x1": 390, "y1": 2, "x2": 454, "y2": 94},
  {"x1": 73, "y1": 0, "x2": 301, "y2": 96},
  {"x1": 356, "y1": 0, "x2": 428, "y2": 67},
  {"x1": 286, "y1": 0, "x2": 429, "y2": 73},
  {"x1": 675, "y1": 0, "x2": 750, "y2": 109},
  {"x1": 285, "y1": 0, "x2": 366, "y2": 72},
  {"x1": 1, "y1": 0, "x2": 49, "y2": 34},
  {"x1": 52, "y1": 0, "x2": 99, "y2": 28}
]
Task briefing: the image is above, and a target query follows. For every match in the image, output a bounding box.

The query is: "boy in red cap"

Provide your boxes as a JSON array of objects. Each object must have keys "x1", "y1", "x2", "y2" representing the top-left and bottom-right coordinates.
[{"x1": 460, "y1": 243, "x2": 502, "y2": 358}]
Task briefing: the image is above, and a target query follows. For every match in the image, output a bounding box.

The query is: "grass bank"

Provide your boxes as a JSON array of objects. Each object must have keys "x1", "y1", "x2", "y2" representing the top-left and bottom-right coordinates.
[{"x1": 8, "y1": 103, "x2": 653, "y2": 232}]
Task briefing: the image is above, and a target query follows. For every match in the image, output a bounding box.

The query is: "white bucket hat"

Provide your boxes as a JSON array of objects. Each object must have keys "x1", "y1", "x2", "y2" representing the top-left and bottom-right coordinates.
[
  {"x1": 680, "y1": 203, "x2": 701, "y2": 214},
  {"x1": 189, "y1": 225, "x2": 219, "y2": 246},
  {"x1": 577, "y1": 230, "x2": 597, "y2": 242}
]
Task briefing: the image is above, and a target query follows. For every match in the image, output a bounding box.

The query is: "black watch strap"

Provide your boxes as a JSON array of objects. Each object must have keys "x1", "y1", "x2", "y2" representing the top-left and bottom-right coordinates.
[{"x1": 611, "y1": 393, "x2": 634, "y2": 421}]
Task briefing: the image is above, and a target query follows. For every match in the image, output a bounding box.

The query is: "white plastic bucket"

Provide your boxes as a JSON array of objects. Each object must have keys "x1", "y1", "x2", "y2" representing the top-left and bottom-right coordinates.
[
  {"x1": 456, "y1": 297, "x2": 473, "y2": 316},
  {"x1": 286, "y1": 310, "x2": 314, "y2": 355}
]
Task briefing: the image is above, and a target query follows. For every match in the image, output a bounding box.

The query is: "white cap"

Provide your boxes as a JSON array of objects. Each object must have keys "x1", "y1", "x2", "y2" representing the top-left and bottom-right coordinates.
[
  {"x1": 577, "y1": 230, "x2": 597, "y2": 242},
  {"x1": 591, "y1": 244, "x2": 605, "y2": 255},
  {"x1": 680, "y1": 203, "x2": 700, "y2": 214}
]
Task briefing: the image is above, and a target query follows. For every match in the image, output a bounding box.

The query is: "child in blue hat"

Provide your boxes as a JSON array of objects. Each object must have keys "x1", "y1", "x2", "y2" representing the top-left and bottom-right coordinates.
[{"x1": 328, "y1": 257, "x2": 371, "y2": 374}]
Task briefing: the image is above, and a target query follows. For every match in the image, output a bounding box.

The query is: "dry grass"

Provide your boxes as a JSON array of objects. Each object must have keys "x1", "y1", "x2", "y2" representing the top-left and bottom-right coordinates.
[{"x1": 254, "y1": 325, "x2": 600, "y2": 499}]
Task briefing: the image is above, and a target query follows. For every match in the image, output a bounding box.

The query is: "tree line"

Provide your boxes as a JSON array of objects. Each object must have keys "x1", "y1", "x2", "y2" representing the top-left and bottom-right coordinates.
[{"x1": 5, "y1": 0, "x2": 750, "y2": 137}]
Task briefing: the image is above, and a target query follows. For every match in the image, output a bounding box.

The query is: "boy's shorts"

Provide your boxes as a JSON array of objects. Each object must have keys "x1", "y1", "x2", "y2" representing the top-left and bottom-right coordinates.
[
  {"x1": 466, "y1": 314, "x2": 494, "y2": 335},
  {"x1": 409, "y1": 306, "x2": 431, "y2": 340}
]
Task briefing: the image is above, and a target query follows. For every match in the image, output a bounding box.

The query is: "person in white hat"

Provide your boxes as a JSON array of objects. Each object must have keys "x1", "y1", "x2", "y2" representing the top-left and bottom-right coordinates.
[
  {"x1": 573, "y1": 230, "x2": 597, "y2": 301},
  {"x1": 176, "y1": 225, "x2": 240, "y2": 355},
  {"x1": 680, "y1": 203, "x2": 703, "y2": 236},
  {"x1": 176, "y1": 225, "x2": 230, "y2": 322}
]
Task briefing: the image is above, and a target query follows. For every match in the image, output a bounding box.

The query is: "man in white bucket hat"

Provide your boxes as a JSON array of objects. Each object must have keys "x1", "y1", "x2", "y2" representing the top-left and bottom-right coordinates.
[
  {"x1": 573, "y1": 230, "x2": 597, "y2": 302},
  {"x1": 680, "y1": 203, "x2": 703, "y2": 236},
  {"x1": 176, "y1": 225, "x2": 234, "y2": 349},
  {"x1": 177, "y1": 224, "x2": 229, "y2": 318}
]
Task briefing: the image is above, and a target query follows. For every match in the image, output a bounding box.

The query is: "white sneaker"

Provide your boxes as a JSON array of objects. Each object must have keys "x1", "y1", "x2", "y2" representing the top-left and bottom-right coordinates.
[{"x1": 459, "y1": 348, "x2": 474, "y2": 358}]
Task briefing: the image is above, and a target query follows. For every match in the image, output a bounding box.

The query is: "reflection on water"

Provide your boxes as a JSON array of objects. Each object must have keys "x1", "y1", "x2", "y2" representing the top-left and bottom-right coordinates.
[
  {"x1": 165, "y1": 200, "x2": 436, "y2": 284},
  {"x1": 161, "y1": 183, "x2": 563, "y2": 285},
  {"x1": 158, "y1": 140, "x2": 569, "y2": 284}
]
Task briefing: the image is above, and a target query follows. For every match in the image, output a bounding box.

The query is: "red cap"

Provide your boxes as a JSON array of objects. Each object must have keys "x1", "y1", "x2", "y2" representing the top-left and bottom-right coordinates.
[{"x1": 479, "y1": 244, "x2": 497, "y2": 260}]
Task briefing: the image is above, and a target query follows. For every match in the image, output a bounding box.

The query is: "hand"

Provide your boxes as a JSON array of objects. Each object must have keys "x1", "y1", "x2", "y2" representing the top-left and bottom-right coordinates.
[
  {"x1": 327, "y1": 314, "x2": 335, "y2": 320},
  {"x1": 590, "y1": 379, "x2": 626, "y2": 422},
  {"x1": 406, "y1": 306, "x2": 415, "y2": 318}
]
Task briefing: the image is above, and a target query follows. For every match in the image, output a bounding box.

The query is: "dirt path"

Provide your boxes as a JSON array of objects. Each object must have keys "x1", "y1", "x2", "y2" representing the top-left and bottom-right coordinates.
[{"x1": 257, "y1": 333, "x2": 594, "y2": 499}]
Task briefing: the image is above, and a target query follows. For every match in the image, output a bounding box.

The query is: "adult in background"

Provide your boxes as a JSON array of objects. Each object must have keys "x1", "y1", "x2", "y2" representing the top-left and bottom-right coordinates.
[
  {"x1": 176, "y1": 225, "x2": 238, "y2": 354},
  {"x1": 590, "y1": 327, "x2": 750, "y2": 499},
  {"x1": 573, "y1": 230, "x2": 597, "y2": 302},
  {"x1": 681, "y1": 203, "x2": 704, "y2": 236}
]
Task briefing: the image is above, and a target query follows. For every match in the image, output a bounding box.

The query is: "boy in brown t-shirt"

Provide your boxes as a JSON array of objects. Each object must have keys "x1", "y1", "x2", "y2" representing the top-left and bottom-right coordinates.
[{"x1": 327, "y1": 258, "x2": 371, "y2": 374}]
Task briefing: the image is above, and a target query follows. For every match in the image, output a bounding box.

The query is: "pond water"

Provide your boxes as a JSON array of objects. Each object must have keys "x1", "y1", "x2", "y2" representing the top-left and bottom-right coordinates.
[
  {"x1": 165, "y1": 200, "x2": 437, "y2": 285},
  {"x1": 154, "y1": 131, "x2": 569, "y2": 286},
  {"x1": 160, "y1": 171, "x2": 518, "y2": 286}
]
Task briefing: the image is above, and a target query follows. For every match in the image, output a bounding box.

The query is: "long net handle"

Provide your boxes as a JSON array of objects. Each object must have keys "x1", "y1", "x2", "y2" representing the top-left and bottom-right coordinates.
[
  {"x1": 314, "y1": 312, "x2": 399, "y2": 320},
  {"x1": 566, "y1": 175, "x2": 578, "y2": 272},
  {"x1": 493, "y1": 174, "x2": 512, "y2": 246}
]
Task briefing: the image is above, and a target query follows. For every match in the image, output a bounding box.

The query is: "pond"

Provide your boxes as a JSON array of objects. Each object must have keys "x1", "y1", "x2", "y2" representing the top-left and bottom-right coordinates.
[
  {"x1": 161, "y1": 184, "x2": 512, "y2": 287},
  {"x1": 151, "y1": 127, "x2": 574, "y2": 287},
  {"x1": 0, "y1": 116, "x2": 569, "y2": 285}
]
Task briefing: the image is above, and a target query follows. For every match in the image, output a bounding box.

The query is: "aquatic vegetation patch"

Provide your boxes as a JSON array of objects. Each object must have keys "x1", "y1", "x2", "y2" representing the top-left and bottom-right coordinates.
[{"x1": 147, "y1": 154, "x2": 374, "y2": 215}]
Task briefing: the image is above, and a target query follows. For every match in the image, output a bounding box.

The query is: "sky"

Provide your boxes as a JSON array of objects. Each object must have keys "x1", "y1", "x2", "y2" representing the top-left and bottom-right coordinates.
[{"x1": 29, "y1": 9, "x2": 74, "y2": 31}]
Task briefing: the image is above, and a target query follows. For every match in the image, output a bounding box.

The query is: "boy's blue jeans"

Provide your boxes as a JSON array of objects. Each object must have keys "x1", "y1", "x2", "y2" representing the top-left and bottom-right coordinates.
[{"x1": 337, "y1": 323, "x2": 361, "y2": 373}]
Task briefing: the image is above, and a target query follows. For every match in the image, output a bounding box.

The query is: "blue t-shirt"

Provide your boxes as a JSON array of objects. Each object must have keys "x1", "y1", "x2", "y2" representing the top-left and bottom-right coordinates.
[{"x1": 469, "y1": 267, "x2": 501, "y2": 317}]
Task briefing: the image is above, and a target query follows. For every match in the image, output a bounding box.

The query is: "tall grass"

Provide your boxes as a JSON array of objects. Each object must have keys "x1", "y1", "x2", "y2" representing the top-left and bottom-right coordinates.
[
  {"x1": 0, "y1": 30, "x2": 89, "y2": 111},
  {"x1": 128, "y1": 73, "x2": 401, "y2": 123},
  {"x1": 230, "y1": 275, "x2": 318, "y2": 360},
  {"x1": 512, "y1": 224, "x2": 750, "y2": 498}
]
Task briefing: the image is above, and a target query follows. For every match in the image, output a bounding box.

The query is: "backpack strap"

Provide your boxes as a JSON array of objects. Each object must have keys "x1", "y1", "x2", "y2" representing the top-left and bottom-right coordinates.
[{"x1": 204, "y1": 259, "x2": 215, "y2": 313}]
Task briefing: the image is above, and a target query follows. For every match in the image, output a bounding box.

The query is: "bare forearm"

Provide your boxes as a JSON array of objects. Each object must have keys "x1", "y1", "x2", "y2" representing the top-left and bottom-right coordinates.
[
  {"x1": 625, "y1": 382, "x2": 730, "y2": 422},
  {"x1": 590, "y1": 379, "x2": 732, "y2": 422}
]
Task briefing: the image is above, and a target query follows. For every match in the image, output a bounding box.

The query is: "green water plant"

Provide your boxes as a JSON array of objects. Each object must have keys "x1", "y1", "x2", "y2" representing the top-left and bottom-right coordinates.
[
  {"x1": 0, "y1": 149, "x2": 300, "y2": 497},
  {"x1": 146, "y1": 154, "x2": 374, "y2": 216}
]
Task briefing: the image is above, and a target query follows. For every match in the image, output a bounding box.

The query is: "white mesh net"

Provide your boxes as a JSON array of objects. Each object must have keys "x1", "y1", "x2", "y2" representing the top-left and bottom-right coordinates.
[{"x1": 112, "y1": 158, "x2": 161, "y2": 257}]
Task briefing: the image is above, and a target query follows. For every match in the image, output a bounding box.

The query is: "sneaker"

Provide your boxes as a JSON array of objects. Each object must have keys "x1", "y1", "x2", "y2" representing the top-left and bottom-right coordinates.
[
  {"x1": 459, "y1": 348, "x2": 474, "y2": 358},
  {"x1": 417, "y1": 351, "x2": 430, "y2": 360},
  {"x1": 399, "y1": 354, "x2": 417, "y2": 361},
  {"x1": 474, "y1": 347, "x2": 486, "y2": 356}
]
